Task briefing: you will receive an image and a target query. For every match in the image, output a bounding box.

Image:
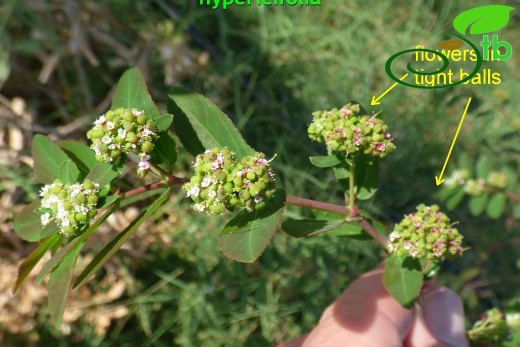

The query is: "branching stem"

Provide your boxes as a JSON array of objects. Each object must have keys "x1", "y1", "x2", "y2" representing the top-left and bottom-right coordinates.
[{"x1": 285, "y1": 195, "x2": 389, "y2": 247}]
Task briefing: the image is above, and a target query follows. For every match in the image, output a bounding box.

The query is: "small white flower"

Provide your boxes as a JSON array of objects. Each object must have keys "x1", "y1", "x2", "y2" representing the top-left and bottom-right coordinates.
[
  {"x1": 41, "y1": 213, "x2": 51, "y2": 226},
  {"x1": 132, "y1": 109, "x2": 144, "y2": 116},
  {"x1": 236, "y1": 171, "x2": 243, "y2": 177},
  {"x1": 138, "y1": 159, "x2": 150, "y2": 170},
  {"x1": 201, "y1": 177, "x2": 212, "y2": 187},
  {"x1": 106, "y1": 121, "x2": 115, "y2": 130},
  {"x1": 254, "y1": 194, "x2": 263, "y2": 203},
  {"x1": 389, "y1": 231, "x2": 400, "y2": 241},
  {"x1": 193, "y1": 203, "x2": 205, "y2": 212},
  {"x1": 101, "y1": 136, "x2": 112, "y2": 144},
  {"x1": 118, "y1": 128, "x2": 126, "y2": 139},
  {"x1": 208, "y1": 190, "x2": 217, "y2": 198},
  {"x1": 187, "y1": 186, "x2": 200, "y2": 197},
  {"x1": 94, "y1": 116, "x2": 106, "y2": 126},
  {"x1": 210, "y1": 161, "x2": 220, "y2": 171}
]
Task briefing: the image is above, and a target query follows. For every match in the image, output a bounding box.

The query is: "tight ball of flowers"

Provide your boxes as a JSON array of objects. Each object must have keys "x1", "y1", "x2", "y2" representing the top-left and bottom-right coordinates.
[
  {"x1": 182, "y1": 147, "x2": 275, "y2": 215},
  {"x1": 87, "y1": 108, "x2": 158, "y2": 176},
  {"x1": 308, "y1": 103, "x2": 396, "y2": 158},
  {"x1": 487, "y1": 171, "x2": 507, "y2": 190},
  {"x1": 388, "y1": 204, "x2": 463, "y2": 260},
  {"x1": 38, "y1": 179, "x2": 100, "y2": 236}
]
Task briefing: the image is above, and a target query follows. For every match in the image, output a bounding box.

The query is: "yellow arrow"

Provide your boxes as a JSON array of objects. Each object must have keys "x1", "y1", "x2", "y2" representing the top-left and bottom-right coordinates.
[
  {"x1": 371, "y1": 73, "x2": 409, "y2": 106},
  {"x1": 435, "y1": 97, "x2": 472, "y2": 186}
]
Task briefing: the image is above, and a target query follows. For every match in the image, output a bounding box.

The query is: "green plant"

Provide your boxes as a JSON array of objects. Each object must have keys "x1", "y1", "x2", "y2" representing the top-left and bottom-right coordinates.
[{"x1": 12, "y1": 66, "x2": 469, "y2": 330}]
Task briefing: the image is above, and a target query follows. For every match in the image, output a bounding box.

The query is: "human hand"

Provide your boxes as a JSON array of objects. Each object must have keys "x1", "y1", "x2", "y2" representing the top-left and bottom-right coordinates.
[{"x1": 277, "y1": 263, "x2": 468, "y2": 347}]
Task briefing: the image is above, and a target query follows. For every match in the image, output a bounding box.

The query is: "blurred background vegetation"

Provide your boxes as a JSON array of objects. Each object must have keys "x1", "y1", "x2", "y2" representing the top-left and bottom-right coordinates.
[{"x1": 0, "y1": 0, "x2": 519, "y2": 346}]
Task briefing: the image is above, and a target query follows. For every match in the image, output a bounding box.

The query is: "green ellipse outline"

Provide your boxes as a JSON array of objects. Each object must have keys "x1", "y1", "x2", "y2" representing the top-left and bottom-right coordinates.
[{"x1": 385, "y1": 32, "x2": 483, "y2": 89}]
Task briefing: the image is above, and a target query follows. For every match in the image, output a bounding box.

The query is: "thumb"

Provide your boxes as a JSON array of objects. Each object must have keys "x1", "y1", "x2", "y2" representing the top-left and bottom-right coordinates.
[{"x1": 406, "y1": 286, "x2": 469, "y2": 347}]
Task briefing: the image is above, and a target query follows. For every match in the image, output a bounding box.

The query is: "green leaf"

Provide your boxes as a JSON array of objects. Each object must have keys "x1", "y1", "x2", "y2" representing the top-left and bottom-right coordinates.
[
  {"x1": 309, "y1": 155, "x2": 342, "y2": 168},
  {"x1": 57, "y1": 141, "x2": 97, "y2": 179},
  {"x1": 468, "y1": 191, "x2": 489, "y2": 216},
  {"x1": 150, "y1": 130, "x2": 178, "y2": 168},
  {"x1": 327, "y1": 222, "x2": 371, "y2": 240},
  {"x1": 57, "y1": 160, "x2": 80, "y2": 184},
  {"x1": 13, "y1": 200, "x2": 43, "y2": 242},
  {"x1": 446, "y1": 186, "x2": 465, "y2": 210},
  {"x1": 14, "y1": 233, "x2": 63, "y2": 294},
  {"x1": 48, "y1": 243, "x2": 83, "y2": 328},
  {"x1": 219, "y1": 189, "x2": 286, "y2": 262},
  {"x1": 383, "y1": 254, "x2": 423, "y2": 309},
  {"x1": 354, "y1": 155, "x2": 378, "y2": 200},
  {"x1": 486, "y1": 193, "x2": 507, "y2": 219},
  {"x1": 504, "y1": 164, "x2": 518, "y2": 191},
  {"x1": 154, "y1": 114, "x2": 174, "y2": 131},
  {"x1": 282, "y1": 218, "x2": 345, "y2": 238},
  {"x1": 111, "y1": 67, "x2": 160, "y2": 119},
  {"x1": 475, "y1": 154, "x2": 491, "y2": 180},
  {"x1": 73, "y1": 189, "x2": 170, "y2": 288},
  {"x1": 513, "y1": 204, "x2": 520, "y2": 220},
  {"x1": 333, "y1": 161, "x2": 350, "y2": 191},
  {"x1": 169, "y1": 86, "x2": 255, "y2": 159},
  {"x1": 97, "y1": 195, "x2": 119, "y2": 209},
  {"x1": 458, "y1": 152, "x2": 473, "y2": 176},
  {"x1": 32, "y1": 134, "x2": 78, "y2": 184},
  {"x1": 437, "y1": 185, "x2": 460, "y2": 201},
  {"x1": 40, "y1": 221, "x2": 60, "y2": 239},
  {"x1": 36, "y1": 202, "x2": 120, "y2": 285},
  {"x1": 453, "y1": 5, "x2": 514, "y2": 35},
  {"x1": 85, "y1": 162, "x2": 120, "y2": 187}
]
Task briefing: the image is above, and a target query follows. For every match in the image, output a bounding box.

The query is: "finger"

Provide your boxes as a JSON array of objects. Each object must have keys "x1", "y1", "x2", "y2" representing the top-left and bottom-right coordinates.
[
  {"x1": 303, "y1": 265, "x2": 415, "y2": 347},
  {"x1": 405, "y1": 286, "x2": 469, "y2": 347},
  {"x1": 275, "y1": 334, "x2": 309, "y2": 347}
]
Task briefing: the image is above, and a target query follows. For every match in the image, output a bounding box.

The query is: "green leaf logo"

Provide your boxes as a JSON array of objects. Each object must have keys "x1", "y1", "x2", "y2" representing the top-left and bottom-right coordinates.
[{"x1": 453, "y1": 5, "x2": 514, "y2": 35}]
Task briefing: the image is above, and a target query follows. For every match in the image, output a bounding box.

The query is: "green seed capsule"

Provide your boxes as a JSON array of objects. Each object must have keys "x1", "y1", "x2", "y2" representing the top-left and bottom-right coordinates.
[
  {"x1": 75, "y1": 212, "x2": 87, "y2": 222},
  {"x1": 191, "y1": 175, "x2": 202, "y2": 184},
  {"x1": 123, "y1": 109, "x2": 135, "y2": 121},
  {"x1": 137, "y1": 114, "x2": 147, "y2": 125},
  {"x1": 224, "y1": 183, "x2": 234, "y2": 193},
  {"x1": 88, "y1": 195, "x2": 98, "y2": 204},
  {"x1": 91, "y1": 128, "x2": 105, "y2": 139},
  {"x1": 63, "y1": 226, "x2": 76, "y2": 235},
  {"x1": 246, "y1": 172, "x2": 256, "y2": 180},
  {"x1": 105, "y1": 112, "x2": 115, "y2": 121},
  {"x1": 141, "y1": 141, "x2": 153, "y2": 153},
  {"x1": 233, "y1": 177, "x2": 243, "y2": 187},
  {"x1": 83, "y1": 180, "x2": 95, "y2": 190},
  {"x1": 111, "y1": 149, "x2": 122, "y2": 159},
  {"x1": 255, "y1": 201, "x2": 266, "y2": 210},
  {"x1": 127, "y1": 132, "x2": 138, "y2": 144}
]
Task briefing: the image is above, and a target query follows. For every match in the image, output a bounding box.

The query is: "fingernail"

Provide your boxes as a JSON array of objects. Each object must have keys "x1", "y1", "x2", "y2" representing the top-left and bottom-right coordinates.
[{"x1": 421, "y1": 287, "x2": 469, "y2": 347}]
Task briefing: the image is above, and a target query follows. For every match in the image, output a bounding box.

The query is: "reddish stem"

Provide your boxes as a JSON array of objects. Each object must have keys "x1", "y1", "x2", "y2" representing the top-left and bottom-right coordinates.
[
  {"x1": 119, "y1": 175, "x2": 189, "y2": 199},
  {"x1": 285, "y1": 195, "x2": 389, "y2": 247}
]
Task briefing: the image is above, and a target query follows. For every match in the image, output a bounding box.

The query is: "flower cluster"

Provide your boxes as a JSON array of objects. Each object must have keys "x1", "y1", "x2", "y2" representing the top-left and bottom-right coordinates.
[
  {"x1": 308, "y1": 103, "x2": 396, "y2": 158},
  {"x1": 445, "y1": 169, "x2": 507, "y2": 196},
  {"x1": 39, "y1": 179, "x2": 100, "y2": 236},
  {"x1": 388, "y1": 204, "x2": 463, "y2": 259},
  {"x1": 487, "y1": 171, "x2": 507, "y2": 190},
  {"x1": 182, "y1": 147, "x2": 275, "y2": 214},
  {"x1": 87, "y1": 108, "x2": 158, "y2": 176},
  {"x1": 468, "y1": 308, "x2": 510, "y2": 346}
]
